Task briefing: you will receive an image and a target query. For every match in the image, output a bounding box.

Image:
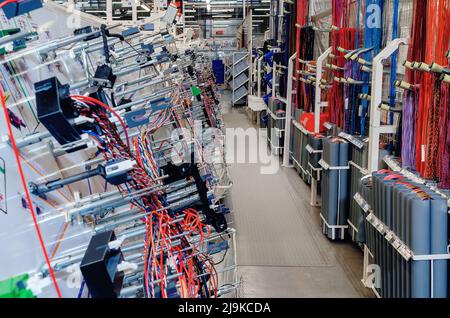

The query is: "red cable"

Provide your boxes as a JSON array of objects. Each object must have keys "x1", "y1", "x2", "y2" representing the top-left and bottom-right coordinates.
[
  {"x1": 0, "y1": 0, "x2": 18, "y2": 9},
  {"x1": 70, "y1": 95, "x2": 130, "y2": 148},
  {"x1": 0, "y1": 86, "x2": 62, "y2": 298}
]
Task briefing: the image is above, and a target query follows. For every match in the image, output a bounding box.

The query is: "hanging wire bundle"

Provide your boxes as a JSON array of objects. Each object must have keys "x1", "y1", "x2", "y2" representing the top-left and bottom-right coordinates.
[
  {"x1": 359, "y1": 0, "x2": 385, "y2": 136},
  {"x1": 401, "y1": 0, "x2": 450, "y2": 188},
  {"x1": 294, "y1": 0, "x2": 309, "y2": 109},
  {"x1": 423, "y1": 0, "x2": 450, "y2": 186},
  {"x1": 328, "y1": 0, "x2": 356, "y2": 129},
  {"x1": 401, "y1": 0, "x2": 427, "y2": 169},
  {"x1": 437, "y1": 80, "x2": 449, "y2": 188},
  {"x1": 298, "y1": 26, "x2": 316, "y2": 112}
]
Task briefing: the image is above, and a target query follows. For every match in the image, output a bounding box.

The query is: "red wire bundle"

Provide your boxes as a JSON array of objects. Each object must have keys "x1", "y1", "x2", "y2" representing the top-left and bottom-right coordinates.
[
  {"x1": 437, "y1": 81, "x2": 449, "y2": 188},
  {"x1": 327, "y1": 0, "x2": 356, "y2": 128},
  {"x1": 294, "y1": 0, "x2": 309, "y2": 109},
  {"x1": 410, "y1": 0, "x2": 450, "y2": 186},
  {"x1": 402, "y1": 0, "x2": 428, "y2": 169},
  {"x1": 70, "y1": 94, "x2": 220, "y2": 298}
]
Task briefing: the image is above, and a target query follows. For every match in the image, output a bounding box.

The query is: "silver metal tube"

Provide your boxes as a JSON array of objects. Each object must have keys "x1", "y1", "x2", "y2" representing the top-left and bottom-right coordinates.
[
  {"x1": 120, "y1": 265, "x2": 237, "y2": 298},
  {"x1": 0, "y1": 31, "x2": 34, "y2": 46},
  {"x1": 115, "y1": 76, "x2": 175, "y2": 98},
  {"x1": 113, "y1": 88, "x2": 174, "y2": 111}
]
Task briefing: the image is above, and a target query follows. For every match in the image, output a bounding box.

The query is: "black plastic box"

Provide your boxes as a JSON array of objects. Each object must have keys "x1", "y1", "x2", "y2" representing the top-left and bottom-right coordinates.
[{"x1": 80, "y1": 231, "x2": 124, "y2": 298}]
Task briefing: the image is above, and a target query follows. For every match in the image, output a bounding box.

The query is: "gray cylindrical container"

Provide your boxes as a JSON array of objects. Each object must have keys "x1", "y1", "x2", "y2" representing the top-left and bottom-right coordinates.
[{"x1": 410, "y1": 196, "x2": 431, "y2": 298}]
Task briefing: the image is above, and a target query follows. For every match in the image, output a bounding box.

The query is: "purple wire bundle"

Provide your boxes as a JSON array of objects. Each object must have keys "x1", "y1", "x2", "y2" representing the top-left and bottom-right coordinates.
[
  {"x1": 343, "y1": 61, "x2": 352, "y2": 133},
  {"x1": 438, "y1": 83, "x2": 449, "y2": 189},
  {"x1": 401, "y1": 91, "x2": 416, "y2": 168}
]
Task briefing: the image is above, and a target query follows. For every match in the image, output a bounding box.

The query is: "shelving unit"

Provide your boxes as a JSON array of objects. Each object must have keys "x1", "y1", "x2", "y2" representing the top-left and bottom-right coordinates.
[{"x1": 231, "y1": 51, "x2": 250, "y2": 105}]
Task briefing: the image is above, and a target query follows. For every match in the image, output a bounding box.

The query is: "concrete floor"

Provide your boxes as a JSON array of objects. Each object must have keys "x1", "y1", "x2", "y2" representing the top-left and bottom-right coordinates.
[{"x1": 221, "y1": 94, "x2": 373, "y2": 298}]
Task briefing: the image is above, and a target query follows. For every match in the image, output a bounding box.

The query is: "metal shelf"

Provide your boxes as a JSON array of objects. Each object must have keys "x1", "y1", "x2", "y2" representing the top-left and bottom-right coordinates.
[{"x1": 232, "y1": 51, "x2": 249, "y2": 105}]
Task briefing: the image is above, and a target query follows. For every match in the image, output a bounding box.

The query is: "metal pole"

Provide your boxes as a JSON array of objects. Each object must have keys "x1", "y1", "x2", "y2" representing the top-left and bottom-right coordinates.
[
  {"x1": 282, "y1": 53, "x2": 296, "y2": 167},
  {"x1": 314, "y1": 47, "x2": 332, "y2": 133}
]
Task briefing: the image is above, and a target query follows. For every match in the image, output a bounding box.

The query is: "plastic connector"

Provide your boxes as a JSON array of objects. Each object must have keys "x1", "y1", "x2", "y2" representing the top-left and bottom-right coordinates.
[
  {"x1": 35, "y1": 77, "x2": 82, "y2": 146},
  {"x1": 0, "y1": 0, "x2": 43, "y2": 19}
]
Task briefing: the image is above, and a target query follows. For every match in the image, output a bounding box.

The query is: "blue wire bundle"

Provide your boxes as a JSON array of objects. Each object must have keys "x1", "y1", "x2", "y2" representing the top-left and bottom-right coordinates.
[{"x1": 360, "y1": 0, "x2": 385, "y2": 136}]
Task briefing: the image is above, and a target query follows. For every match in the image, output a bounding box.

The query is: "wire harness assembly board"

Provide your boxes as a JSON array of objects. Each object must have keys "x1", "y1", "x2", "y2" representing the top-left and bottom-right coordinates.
[{"x1": 0, "y1": 5, "x2": 237, "y2": 299}]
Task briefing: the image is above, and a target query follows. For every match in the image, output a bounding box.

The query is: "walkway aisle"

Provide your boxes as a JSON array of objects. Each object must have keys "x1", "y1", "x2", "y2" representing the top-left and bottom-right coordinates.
[{"x1": 221, "y1": 94, "x2": 372, "y2": 298}]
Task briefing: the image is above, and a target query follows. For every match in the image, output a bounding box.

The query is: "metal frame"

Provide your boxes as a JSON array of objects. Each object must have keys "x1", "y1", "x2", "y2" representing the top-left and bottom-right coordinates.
[
  {"x1": 314, "y1": 47, "x2": 331, "y2": 133},
  {"x1": 367, "y1": 38, "x2": 408, "y2": 173},
  {"x1": 282, "y1": 53, "x2": 297, "y2": 168}
]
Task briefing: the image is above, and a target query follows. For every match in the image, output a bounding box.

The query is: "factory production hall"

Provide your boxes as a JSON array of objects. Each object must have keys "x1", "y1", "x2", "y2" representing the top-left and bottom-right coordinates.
[
  {"x1": 222, "y1": 97, "x2": 371, "y2": 298},
  {"x1": 0, "y1": 0, "x2": 449, "y2": 309}
]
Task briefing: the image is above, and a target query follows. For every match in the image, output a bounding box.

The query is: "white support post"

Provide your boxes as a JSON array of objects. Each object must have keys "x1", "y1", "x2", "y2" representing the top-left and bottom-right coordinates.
[
  {"x1": 314, "y1": 47, "x2": 332, "y2": 133},
  {"x1": 257, "y1": 56, "x2": 263, "y2": 97},
  {"x1": 132, "y1": 0, "x2": 138, "y2": 26},
  {"x1": 282, "y1": 53, "x2": 297, "y2": 168},
  {"x1": 310, "y1": 177, "x2": 320, "y2": 207},
  {"x1": 362, "y1": 245, "x2": 371, "y2": 287},
  {"x1": 182, "y1": 0, "x2": 185, "y2": 32},
  {"x1": 367, "y1": 38, "x2": 408, "y2": 173},
  {"x1": 106, "y1": 0, "x2": 113, "y2": 25},
  {"x1": 247, "y1": 13, "x2": 253, "y2": 96},
  {"x1": 272, "y1": 60, "x2": 277, "y2": 97}
]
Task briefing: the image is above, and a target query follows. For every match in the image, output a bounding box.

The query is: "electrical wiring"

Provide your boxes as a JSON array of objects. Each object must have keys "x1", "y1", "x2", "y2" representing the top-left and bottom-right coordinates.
[
  {"x1": 328, "y1": 25, "x2": 356, "y2": 128},
  {"x1": 70, "y1": 95, "x2": 131, "y2": 148},
  {"x1": 72, "y1": 87, "x2": 223, "y2": 298},
  {"x1": 0, "y1": 7, "x2": 235, "y2": 299},
  {"x1": 49, "y1": 221, "x2": 69, "y2": 260},
  {"x1": 423, "y1": 0, "x2": 450, "y2": 183},
  {"x1": 0, "y1": 84, "x2": 62, "y2": 298},
  {"x1": 437, "y1": 81, "x2": 449, "y2": 188},
  {"x1": 399, "y1": 0, "x2": 450, "y2": 188},
  {"x1": 360, "y1": 0, "x2": 384, "y2": 136},
  {"x1": 77, "y1": 280, "x2": 85, "y2": 299},
  {"x1": 401, "y1": 0, "x2": 426, "y2": 169}
]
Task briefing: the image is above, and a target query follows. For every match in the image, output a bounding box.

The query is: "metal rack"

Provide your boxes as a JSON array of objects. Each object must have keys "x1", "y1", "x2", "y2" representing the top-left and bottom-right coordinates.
[{"x1": 231, "y1": 51, "x2": 250, "y2": 105}]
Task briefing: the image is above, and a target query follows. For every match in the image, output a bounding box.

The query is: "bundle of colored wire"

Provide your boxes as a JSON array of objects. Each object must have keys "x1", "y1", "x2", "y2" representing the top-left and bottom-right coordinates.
[
  {"x1": 70, "y1": 95, "x2": 220, "y2": 297},
  {"x1": 279, "y1": 1, "x2": 294, "y2": 98},
  {"x1": 294, "y1": 0, "x2": 308, "y2": 109},
  {"x1": 360, "y1": 0, "x2": 385, "y2": 136},
  {"x1": 326, "y1": 0, "x2": 357, "y2": 128},
  {"x1": 401, "y1": 0, "x2": 427, "y2": 169},
  {"x1": 388, "y1": 0, "x2": 400, "y2": 111},
  {"x1": 401, "y1": 93, "x2": 416, "y2": 168},
  {"x1": 412, "y1": 0, "x2": 450, "y2": 181},
  {"x1": 342, "y1": 0, "x2": 362, "y2": 133},
  {"x1": 437, "y1": 81, "x2": 449, "y2": 188},
  {"x1": 424, "y1": 0, "x2": 450, "y2": 183},
  {"x1": 328, "y1": 28, "x2": 356, "y2": 127},
  {"x1": 297, "y1": 26, "x2": 315, "y2": 112},
  {"x1": 348, "y1": 0, "x2": 363, "y2": 135}
]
